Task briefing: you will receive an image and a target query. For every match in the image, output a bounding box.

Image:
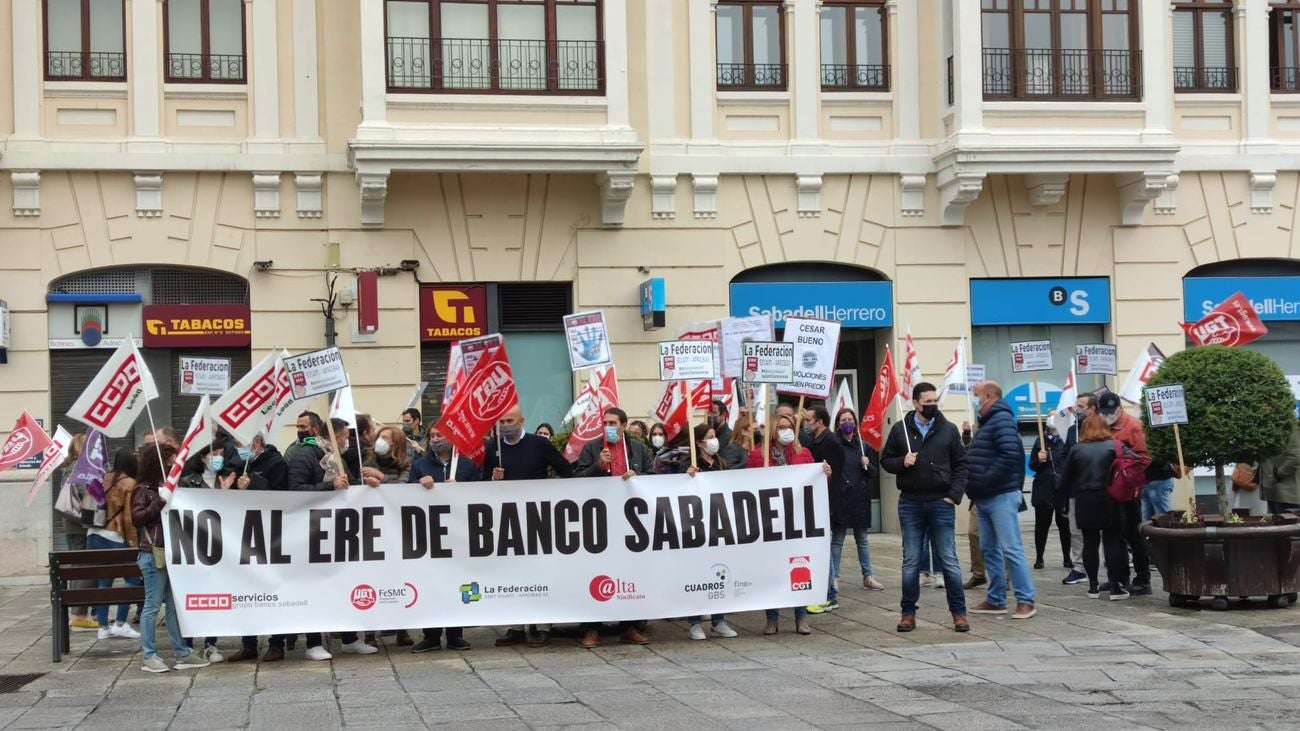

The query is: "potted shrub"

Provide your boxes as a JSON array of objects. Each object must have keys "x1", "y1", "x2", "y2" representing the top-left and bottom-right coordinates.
[{"x1": 1139, "y1": 346, "x2": 1299, "y2": 610}]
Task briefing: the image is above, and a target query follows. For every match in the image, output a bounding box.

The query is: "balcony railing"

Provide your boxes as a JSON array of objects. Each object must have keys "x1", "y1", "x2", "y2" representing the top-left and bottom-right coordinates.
[
  {"x1": 166, "y1": 53, "x2": 246, "y2": 83},
  {"x1": 821, "y1": 63, "x2": 889, "y2": 90},
  {"x1": 387, "y1": 37, "x2": 603, "y2": 94},
  {"x1": 45, "y1": 50, "x2": 126, "y2": 81},
  {"x1": 1173, "y1": 65, "x2": 1237, "y2": 92},
  {"x1": 982, "y1": 48, "x2": 1141, "y2": 100},
  {"x1": 716, "y1": 63, "x2": 787, "y2": 90},
  {"x1": 1273, "y1": 67, "x2": 1300, "y2": 92}
]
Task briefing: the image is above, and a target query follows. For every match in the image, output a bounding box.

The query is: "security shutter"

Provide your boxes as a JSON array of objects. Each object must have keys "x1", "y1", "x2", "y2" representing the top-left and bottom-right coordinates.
[
  {"x1": 498, "y1": 282, "x2": 571, "y2": 331},
  {"x1": 419, "y1": 343, "x2": 451, "y2": 422}
]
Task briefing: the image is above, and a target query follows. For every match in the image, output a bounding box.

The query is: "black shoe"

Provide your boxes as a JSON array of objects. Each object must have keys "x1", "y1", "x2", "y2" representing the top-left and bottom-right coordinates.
[
  {"x1": 446, "y1": 637, "x2": 470, "y2": 651},
  {"x1": 1109, "y1": 587, "x2": 1131, "y2": 601},
  {"x1": 1098, "y1": 581, "x2": 1123, "y2": 592},
  {"x1": 527, "y1": 630, "x2": 551, "y2": 648},
  {"x1": 1129, "y1": 583, "x2": 1152, "y2": 596},
  {"x1": 411, "y1": 638, "x2": 441, "y2": 653},
  {"x1": 1087, "y1": 584, "x2": 1101, "y2": 599},
  {"x1": 494, "y1": 629, "x2": 526, "y2": 647},
  {"x1": 1033, "y1": 560, "x2": 1045, "y2": 570},
  {"x1": 286, "y1": 636, "x2": 298, "y2": 651}
]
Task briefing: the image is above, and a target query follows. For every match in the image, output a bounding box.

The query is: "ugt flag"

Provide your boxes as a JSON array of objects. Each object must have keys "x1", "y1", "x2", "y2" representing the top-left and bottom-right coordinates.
[
  {"x1": 68, "y1": 338, "x2": 159, "y2": 438},
  {"x1": 1181, "y1": 292, "x2": 1268, "y2": 347},
  {"x1": 860, "y1": 347, "x2": 899, "y2": 451},
  {"x1": 0, "y1": 412, "x2": 54, "y2": 474},
  {"x1": 436, "y1": 344, "x2": 518, "y2": 463}
]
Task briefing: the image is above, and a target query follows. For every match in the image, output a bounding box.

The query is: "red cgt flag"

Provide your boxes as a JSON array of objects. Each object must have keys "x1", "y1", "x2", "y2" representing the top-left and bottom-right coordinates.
[
  {"x1": 435, "y1": 345, "x2": 519, "y2": 465},
  {"x1": 0, "y1": 411, "x2": 54, "y2": 474},
  {"x1": 1181, "y1": 292, "x2": 1268, "y2": 347},
  {"x1": 860, "y1": 348, "x2": 899, "y2": 452}
]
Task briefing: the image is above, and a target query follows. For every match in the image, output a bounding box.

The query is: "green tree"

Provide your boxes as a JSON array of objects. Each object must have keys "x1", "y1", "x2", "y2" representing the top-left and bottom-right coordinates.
[{"x1": 1141, "y1": 346, "x2": 1294, "y2": 516}]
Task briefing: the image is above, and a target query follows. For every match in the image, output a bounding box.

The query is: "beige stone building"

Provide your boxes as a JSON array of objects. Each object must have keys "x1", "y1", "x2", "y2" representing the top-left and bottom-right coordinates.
[{"x1": 2, "y1": 0, "x2": 1299, "y2": 577}]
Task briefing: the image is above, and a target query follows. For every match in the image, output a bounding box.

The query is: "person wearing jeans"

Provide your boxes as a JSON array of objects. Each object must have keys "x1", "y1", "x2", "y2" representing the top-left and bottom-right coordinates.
[
  {"x1": 1140, "y1": 461, "x2": 1176, "y2": 522},
  {"x1": 899, "y1": 500, "x2": 967, "y2": 627},
  {"x1": 974, "y1": 490, "x2": 1038, "y2": 612}
]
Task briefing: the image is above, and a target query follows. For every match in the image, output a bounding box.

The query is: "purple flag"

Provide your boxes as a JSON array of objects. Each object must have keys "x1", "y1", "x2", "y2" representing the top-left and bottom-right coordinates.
[{"x1": 69, "y1": 430, "x2": 108, "y2": 503}]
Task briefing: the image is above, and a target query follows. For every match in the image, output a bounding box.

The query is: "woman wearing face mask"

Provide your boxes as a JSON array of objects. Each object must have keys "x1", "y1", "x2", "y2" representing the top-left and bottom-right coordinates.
[
  {"x1": 177, "y1": 445, "x2": 233, "y2": 662},
  {"x1": 811, "y1": 408, "x2": 883, "y2": 615},
  {"x1": 674, "y1": 423, "x2": 740, "y2": 640},
  {"x1": 535, "y1": 423, "x2": 555, "y2": 440},
  {"x1": 719, "y1": 415, "x2": 754, "y2": 470},
  {"x1": 86, "y1": 448, "x2": 143, "y2": 641},
  {"x1": 360, "y1": 426, "x2": 415, "y2": 647},
  {"x1": 648, "y1": 423, "x2": 668, "y2": 452}
]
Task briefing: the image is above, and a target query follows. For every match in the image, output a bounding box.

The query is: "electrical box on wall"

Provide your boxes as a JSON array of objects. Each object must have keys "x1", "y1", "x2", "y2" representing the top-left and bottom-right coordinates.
[{"x1": 356, "y1": 271, "x2": 379, "y2": 334}]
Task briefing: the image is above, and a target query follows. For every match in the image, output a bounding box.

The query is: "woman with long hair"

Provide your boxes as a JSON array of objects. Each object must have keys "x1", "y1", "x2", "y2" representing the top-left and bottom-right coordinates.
[
  {"x1": 1058, "y1": 416, "x2": 1120, "y2": 600},
  {"x1": 86, "y1": 448, "x2": 142, "y2": 640}
]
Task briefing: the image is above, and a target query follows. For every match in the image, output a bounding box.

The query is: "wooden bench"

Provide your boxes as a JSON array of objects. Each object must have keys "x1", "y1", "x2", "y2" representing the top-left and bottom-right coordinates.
[{"x1": 49, "y1": 548, "x2": 145, "y2": 662}]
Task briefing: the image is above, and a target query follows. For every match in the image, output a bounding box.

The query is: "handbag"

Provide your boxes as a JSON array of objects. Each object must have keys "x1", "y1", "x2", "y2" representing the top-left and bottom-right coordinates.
[
  {"x1": 54, "y1": 478, "x2": 86, "y2": 523},
  {"x1": 152, "y1": 545, "x2": 167, "y2": 572},
  {"x1": 1231, "y1": 463, "x2": 1258, "y2": 491}
]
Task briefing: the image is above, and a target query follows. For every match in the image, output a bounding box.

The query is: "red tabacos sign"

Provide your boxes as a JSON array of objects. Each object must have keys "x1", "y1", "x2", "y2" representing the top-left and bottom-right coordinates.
[
  {"x1": 143, "y1": 305, "x2": 252, "y2": 348},
  {"x1": 420, "y1": 285, "x2": 487, "y2": 341}
]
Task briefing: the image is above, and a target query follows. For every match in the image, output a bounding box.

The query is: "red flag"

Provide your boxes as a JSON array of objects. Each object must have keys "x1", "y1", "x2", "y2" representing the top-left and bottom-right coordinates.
[
  {"x1": 563, "y1": 366, "x2": 621, "y2": 461},
  {"x1": 651, "y1": 381, "x2": 689, "y2": 443},
  {"x1": 167, "y1": 397, "x2": 212, "y2": 492},
  {"x1": 436, "y1": 345, "x2": 518, "y2": 464},
  {"x1": 0, "y1": 412, "x2": 54, "y2": 474},
  {"x1": 860, "y1": 349, "x2": 899, "y2": 451},
  {"x1": 1181, "y1": 292, "x2": 1268, "y2": 347}
]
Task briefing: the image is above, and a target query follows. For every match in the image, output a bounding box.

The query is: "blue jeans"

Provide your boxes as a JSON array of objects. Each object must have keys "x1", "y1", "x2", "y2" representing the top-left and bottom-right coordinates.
[
  {"x1": 917, "y1": 535, "x2": 942, "y2": 575},
  {"x1": 1269, "y1": 501, "x2": 1300, "y2": 514},
  {"x1": 765, "y1": 607, "x2": 808, "y2": 621},
  {"x1": 975, "y1": 491, "x2": 1036, "y2": 606},
  {"x1": 687, "y1": 615, "x2": 725, "y2": 626},
  {"x1": 137, "y1": 552, "x2": 191, "y2": 660},
  {"x1": 828, "y1": 527, "x2": 872, "y2": 603},
  {"x1": 899, "y1": 499, "x2": 966, "y2": 615},
  {"x1": 1140, "y1": 479, "x2": 1175, "y2": 522},
  {"x1": 87, "y1": 534, "x2": 142, "y2": 627}
]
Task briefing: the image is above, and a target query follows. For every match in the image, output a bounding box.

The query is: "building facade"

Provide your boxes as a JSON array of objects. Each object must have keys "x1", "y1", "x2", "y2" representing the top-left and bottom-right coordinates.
[{"x1": 2, "y1": 0, "x2": 1300, "y2": 577}]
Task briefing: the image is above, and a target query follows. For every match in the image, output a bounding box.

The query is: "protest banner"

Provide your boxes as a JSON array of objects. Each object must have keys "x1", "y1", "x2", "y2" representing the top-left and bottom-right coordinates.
[
  {"x1": 562, "y1": 366, "x2": 620, "y2": 461},
  {"x1": 938, "y1": 339, "x2": 968, "y2": 404},
  {"x1": 26, "y1": 425, "x2": 72, "y2": 506},
  {"x1": 1011, "y1": 340, "x2": 1054, "y2": 445},
  {"x1": 460, "y1": 334, "x2": 505, "y2": 377},
  {"x1": 740, "y1": 342, "x2": 794, "y2": 385},
  {"x1": 1181, "y1": 291, "x2": 1268, "y2": 347},
  {"x1": 436, "y1": 344, "x2": 518, "y2": 462},
  {"x1": 282, "y1": 346, "x2": 348, "y2": 400},
  {"x1": 676, "y1": 321, "x2": 725, "y2": 409},
  {"x1": 163, "y1": 463, "x2": 829, "y2": 636},
  {"x1": 1075, "y1": 344, "x2": 1118, "y2": 376},
  {"x1": 720, "y1": 314, "x2": 775, "y2": 379},
  {"x1": 178, "y1": 356, "x2": 231, "y2": 396},
  {"x1": 861, "y1": 348, "x2": 900, "y2": 452},
  {"x1": 1145, "y1": 384, "x2": 1189, "y2": 428},
  {"x1": 265, "y1": 350, "x2": 298, "y2": 440},
  {"x1": 777, "y1": 317, "x2": 841, "y2": 400},
  {"x1": 563, "y1": 311, "x2": 612, "y2": 371},
  {"x1": 212, "y1": 351, "x2": 277, "y2": 445}
]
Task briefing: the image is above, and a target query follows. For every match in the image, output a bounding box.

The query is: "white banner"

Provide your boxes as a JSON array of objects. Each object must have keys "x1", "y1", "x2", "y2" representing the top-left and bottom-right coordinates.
[
  {"x1": 563, "y1": 311, "x2": 612, "y2": 371},
  {"x1": 282, "y1": 346, "x2": 348, "y2": 400},
  {"x1": 178, "y1": 356, "x2": 231, "y2": 396},
  {"x1": 164, "y1": 464, "x2": 829, "y2": 636},
  {"x1": 1010, "y1": 340, "x2": 1054, "y2": 373},
  {"x1": 778, "y1": 317, "x2": 841, "y2": 399},
  {"x1": 720, "y1": 314, "x2": 775, "y2": 379}
]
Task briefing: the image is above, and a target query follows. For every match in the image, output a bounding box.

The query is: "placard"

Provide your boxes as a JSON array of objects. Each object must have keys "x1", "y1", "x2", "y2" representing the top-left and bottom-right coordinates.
[
  {"x1": 563, "y1": 311, "x2": 612, "y2": 371},
  {"x1": 741, "y1": 342, "x2": 795, "y2": 384},
  {"x1": 659, "y1": 341, "x2": 717, "y2": 382},
  {"x1": 178, "y1": 356, "x2": 231, "y2": 396},
  {"x1": 720, "y1": 314, "x2": 775, "y2": 379},
  {"x1": 1076, "y1": 344, "x2": 1118, "y2": 376},
  {"x1": 777, "y1": 317, "x2": 842, "y2": 399},
  {"x1": 1010, "y1": 340, "x2": 1054, "y2": 373},
  {"x1": 282, "y1": 346, "x2": 348, "y2": 400},
  {"x1": 459, "y1": 334, "x2": 504, "y2": 375},
  {"x1": 1145, "y1": 383, "x2": 1188, "y2": 427}
]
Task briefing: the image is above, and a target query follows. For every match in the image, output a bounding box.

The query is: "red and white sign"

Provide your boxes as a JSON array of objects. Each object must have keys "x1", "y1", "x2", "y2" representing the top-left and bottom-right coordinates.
[
  {"x1": 212, "y1": 351, "x2": 278, "y2": 444},
  {"x1": 67, "y1": 338, "x2": 160, "y2": 438},
  {"x1": 186, "y1": 594, "x2": 233, "y2": 611},
  {"x1": 1181, "y1": 291, "x2": 1269, "y2": 347},
  {"x1": 0, "y1": 412, "x2": 54, "y2": 474},
  {"x1": 435, "y1": 344, "x2": 518, "y2": 461},
  {"x1": 26, "y1": 425, "x2": 72, "y2": 506},
  {"x1": 1119, "y1": 343, "x2": 1166, "y2": 404},
  {"x1": 166, "y1": 396, "x2": 213, "y2": 492},
  {"x1": 860, "y1": 348, "x2": 899, "y2": 452},
  {"x1": 900, "y1": 328, "x2": 922, "y2": 401},
  {"x1": 562, "y1": 366, "x2": 621, "y2": 461}
]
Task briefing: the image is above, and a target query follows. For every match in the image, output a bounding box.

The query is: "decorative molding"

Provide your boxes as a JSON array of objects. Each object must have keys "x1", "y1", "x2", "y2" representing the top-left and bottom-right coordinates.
[
  {"x1": 1250, "y1": 171, "x2": 1277, "y2": 214},
  {"x1": 1153, "y1": 173, "x2": 1179, "y2": 215},
  {"x1": 1025, "y1": 173, "x2": 1070, "y2": 206},
  {"x1": 692, "y1": 175, "x2": 719, "y2": 219},
  {"x1": 796, "y1": 175, "x2": 822, "y2": 218},
  {"x1": 884, "y1": 0, "x2": 899, "y2": 16},
  {"x1": 597, "y1": 171, "x2": 635, "y2": 228},
  {"x1": 358, "y1": 171, "x2": 389, "y2": 228},
  {"x1": 938, "y1": 172, "x2": 985, "y2": 226},
  {"x1": 295, "y1": 173, "x2": 324, "y2": 218},
  {"x1": 898, "y1": 174, "x2": 926, "y2": 218},
  {"x1": 252, "y1": 172, "x2": 282, "y2": 218},
  {"x1": 1115, "y1": 171, "x2": 1171, "y2": 226},
  {"x1": 650, "y1": 176, "x2": 677, "y2": 220},
  {"x1": 134, "y1": 172, "x2": 163, "y2": 218},
  {"x1": 11, "y1": 171, "x2": 40, "y2": 217}
]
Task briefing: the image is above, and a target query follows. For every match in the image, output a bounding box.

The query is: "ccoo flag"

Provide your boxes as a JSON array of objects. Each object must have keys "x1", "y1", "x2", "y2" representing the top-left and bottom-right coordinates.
[
  {"x1": 68, "y1": 338, "x2": 159, "y2": 438},
  {"x1": 166, "y1": 396, "x2": 213, "y2": 495},
  {"x1": 212, "y1": 351, "x2": 278, "y2": 445},
  {"x1": 1119, "y1": 343, "x2": 1166, "y2": 404},
  {"x1": 937, "y1": 337, "x2": 968, "y2": 406}
]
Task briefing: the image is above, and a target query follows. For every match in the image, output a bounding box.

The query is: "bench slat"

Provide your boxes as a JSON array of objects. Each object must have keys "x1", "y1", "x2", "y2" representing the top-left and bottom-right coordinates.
[
  {"x1": 60, "y1": 587, "x2": 146, "y2": 606},
  {"x1": 50, "y1": 548, "x2": 140, "y2": 565},
  {"x1": 57, "y1": 565, "x2": 143, "y2": 581}
]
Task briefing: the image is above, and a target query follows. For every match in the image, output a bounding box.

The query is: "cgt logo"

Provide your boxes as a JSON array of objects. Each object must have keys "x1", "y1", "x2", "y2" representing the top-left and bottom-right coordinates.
[
  {"x1": 789, "y1": 556, "x2": 813, "y2": 592},
  {"x1": 186, "y1": 593, "x2": 233, "y2": 611}
]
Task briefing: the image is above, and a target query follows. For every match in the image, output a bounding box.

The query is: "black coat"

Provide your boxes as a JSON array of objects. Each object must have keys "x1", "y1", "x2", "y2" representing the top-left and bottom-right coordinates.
[
  {"x1": 574, "y1": 437, "x2": 655, "y2": 477},
  {"x1": 813, "y1": 429, "x2": 878, "y2": 531},
  {"x1": 287, "y1": 439, "x2": 360, "y2": 491},
  {"x1": 965, "y1": 399, "x2": 1025, "y2": 500},
  {"x1": 1029, "y1": 434, "x2": 1067, "y2": 509},
  {"x1": 1059, "y1": 440, "x2": 1117, "y2": 530},
  {"x1": 245, "y1": 445, "x2": 289, "y2": 491},
  {"x1": 880, "y1": 411, "x2": 967, "y2": 504},
  {"x1": 481, "y1": 433, "x2": 574, "y2": 481}
]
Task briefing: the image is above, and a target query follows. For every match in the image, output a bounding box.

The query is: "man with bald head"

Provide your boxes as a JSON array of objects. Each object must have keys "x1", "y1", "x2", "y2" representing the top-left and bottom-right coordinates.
[{"x1": 966, "y1": 380, "x2": 1036, "y2": 620}]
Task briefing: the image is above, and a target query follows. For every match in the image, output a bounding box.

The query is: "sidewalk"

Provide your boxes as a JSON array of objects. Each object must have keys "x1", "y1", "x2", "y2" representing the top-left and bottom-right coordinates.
[{"x1": 3, "y1": 530, "x2": 1300, "y2": 730}]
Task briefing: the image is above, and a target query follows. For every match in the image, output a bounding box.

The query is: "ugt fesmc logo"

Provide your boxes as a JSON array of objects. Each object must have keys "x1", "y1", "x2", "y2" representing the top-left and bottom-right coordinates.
[
  {"x1": 186, "y1": 593, "x2": 233, "y2": 611},
  {"x1": 350, "y1": 582, "x2": 419, "y2": 610},
  {"x1": 789, "y1": 556, "x2": 813, "y2": 592},
  {"x1": 86, "y1": 358, "x2": 142, "y2": 428}
]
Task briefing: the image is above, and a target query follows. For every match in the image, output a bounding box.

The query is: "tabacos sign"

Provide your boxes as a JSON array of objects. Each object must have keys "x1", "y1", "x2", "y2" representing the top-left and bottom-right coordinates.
[
  {"x1": 142, "y1": 305, "x2": 251, "y2": 348},
  {"x1": 420, "y1": 285, "x2": 488, "y2": 341}
]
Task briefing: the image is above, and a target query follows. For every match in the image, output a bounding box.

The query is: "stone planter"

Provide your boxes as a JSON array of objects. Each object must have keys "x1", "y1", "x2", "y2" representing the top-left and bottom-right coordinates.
[{"x1": 1142, "y1": 513, "x2": 1300, "y2": 610}]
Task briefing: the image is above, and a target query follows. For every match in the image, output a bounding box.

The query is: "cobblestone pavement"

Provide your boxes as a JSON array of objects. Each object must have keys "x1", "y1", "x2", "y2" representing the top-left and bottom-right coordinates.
[{"x1": 4, "y1": 530, "x2": 1300, "y2": 730}]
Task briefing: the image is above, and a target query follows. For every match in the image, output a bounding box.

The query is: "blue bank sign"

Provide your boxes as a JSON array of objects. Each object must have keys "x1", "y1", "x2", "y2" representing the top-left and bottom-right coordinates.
[
  {"x1": 1183, "y1": 276, "x2": 1300, "y2": 322},
  {"x1": 729, "y1": 281, "x2": 893, "y2": 328},
  {"x1": 970, "y1": 277, "x2": 1111, "y2": 326}
]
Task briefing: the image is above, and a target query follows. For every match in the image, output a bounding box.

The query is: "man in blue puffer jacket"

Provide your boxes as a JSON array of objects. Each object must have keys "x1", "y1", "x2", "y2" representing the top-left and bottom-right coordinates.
[{"x1": 966, "y1": 381, "x2": 1036, "y2": 620}]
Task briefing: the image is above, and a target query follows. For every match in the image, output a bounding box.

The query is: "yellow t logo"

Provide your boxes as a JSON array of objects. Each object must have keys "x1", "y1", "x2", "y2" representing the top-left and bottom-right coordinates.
[{"x1": 433, "y1": 291, "x2": 475, "y2": 324}]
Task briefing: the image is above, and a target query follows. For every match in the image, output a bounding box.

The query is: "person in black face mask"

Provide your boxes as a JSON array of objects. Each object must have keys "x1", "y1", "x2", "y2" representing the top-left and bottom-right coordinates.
[{"x1": 283, "y1": 411, "x2": 320, "y2": 463}]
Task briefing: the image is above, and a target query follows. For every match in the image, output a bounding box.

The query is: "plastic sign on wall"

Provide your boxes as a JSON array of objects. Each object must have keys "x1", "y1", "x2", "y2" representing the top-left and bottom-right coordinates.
[
  {"x1": 970, "y1": 277, "x2": 1111, "y2": 326},
  {"x1": 142, "y1": 305, "x2": 251, "y2": 348},
  {"x1": 728, "y1": 281, "x2": 893, "y2": 328},
  {"x1": 419, "y1": 285, "x2": 487, "y2": 341}
]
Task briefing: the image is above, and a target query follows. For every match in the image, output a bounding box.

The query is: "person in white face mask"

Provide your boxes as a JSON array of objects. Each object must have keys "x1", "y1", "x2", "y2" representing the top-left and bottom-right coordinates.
[
  {"x1": 648, "y1": 423, "x2": 668, "y2": 451},
  {"x1": 360, "y1": 425, "x2": 415, "y2": 648}
]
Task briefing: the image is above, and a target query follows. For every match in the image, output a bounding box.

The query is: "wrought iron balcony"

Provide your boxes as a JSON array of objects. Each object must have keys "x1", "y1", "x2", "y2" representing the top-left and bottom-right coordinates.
[
  {"x1": 1273, "y1": 66, "x2": 1300, "y2": 92},
  {"x1": 821, "y1": 63, "x2": 889, "y2": 91},
  {"x1": 387, "y1": 37, "x2": 603, "y2": 94},
  {"x1": 166, "y1": 53, "x2": 246, "y2": 83},
  {"x1": 982, "y1": 47, "x2": 1141, "y2": 100},
  {"x1": 1173, "y1": 65, "x2": 1237, "y2": 93},
  {"x1": 45, "y1": 51, "x2": 126, "y2": 81},
  {"x1": 716, "y1": 62, "x2": 786, "y2": 90}
]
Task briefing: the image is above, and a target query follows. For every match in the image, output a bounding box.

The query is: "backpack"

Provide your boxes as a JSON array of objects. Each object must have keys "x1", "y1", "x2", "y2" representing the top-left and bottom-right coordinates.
[{"x1": 1107, "y1": 439, "x2": 1147, "y2": 503}]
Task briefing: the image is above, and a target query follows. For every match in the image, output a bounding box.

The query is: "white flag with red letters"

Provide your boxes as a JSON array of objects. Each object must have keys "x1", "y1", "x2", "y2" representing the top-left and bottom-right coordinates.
[
  {"x1": 68, "y1": 338, "x2": 159, "y2": 438},
  {"x1": 212, "y1": 351, "x2": 278, "y2": 445}
]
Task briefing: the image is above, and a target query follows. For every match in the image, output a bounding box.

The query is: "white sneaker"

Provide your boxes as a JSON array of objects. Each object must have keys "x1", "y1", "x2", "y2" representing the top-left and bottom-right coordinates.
[
  {"x1": 204, "y1": 644, "x2": 225, "y2": 663},
  {"x1": 687, "y1": 624, "x2": 706, "y2": 641},
  {"x1": 340, "y1": 639, "x2": 378, "y2": 655},
  {"x1": 934, "y1": 575, "x2": 946, "y2": 589},
  {"x1": 710, "y1": 621, "x2": 738, "y2": 638},
  {"x1": 97, "y1": 626, "x2": 111, "y2": 640},
  {"x1": 141, "y1": 655, "x2": 170, "y2": 673},
  {"x1": 305, "y1": 645, "x2": 332, "y2": 661},
  {"x1": 110, "y1": 622, "x2": 140, "y2": 640},
  {"x1": 174, "y1": 653, "x2": 210, "y2": 670}
]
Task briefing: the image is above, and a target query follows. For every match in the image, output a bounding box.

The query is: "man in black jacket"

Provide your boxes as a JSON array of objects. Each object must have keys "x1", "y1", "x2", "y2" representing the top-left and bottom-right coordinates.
[
  {"x1": 881, "y1": 382, "x2": 969, "y2": 633},
  {"x1": 575, "y1": 407, "x2": 655, "y2": 478},
  {"x1": 227, "y1": 432, "x2": 291, "y2": 663},
  {"x1": 1062, "y1": 394, "x2": 1097, "y2": 585}
]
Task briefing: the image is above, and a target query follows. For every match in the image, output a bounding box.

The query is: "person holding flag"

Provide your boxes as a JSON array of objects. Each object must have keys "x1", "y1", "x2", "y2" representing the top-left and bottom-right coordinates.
[{"x1": 575, "y1": 407, "x2": 654, "y2": 480}]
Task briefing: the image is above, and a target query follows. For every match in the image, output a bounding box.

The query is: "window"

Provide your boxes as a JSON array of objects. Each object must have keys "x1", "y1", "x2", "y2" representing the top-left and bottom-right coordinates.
[
  {"x1": 164, "y1": 0, "x2": 246, "y2": 83},
  {"x1": 820, "y1": 1, "x2": 888, "y2": 90},
  {"x1": 1172, "y1": 0, "x2": 1235, "y2": 92},
  {"x1": 716, "y1": 1, "x2": 786, "y2": 90},
  {"x1": 385, "y1": 0, "x2": 603, "y2": 94},
  {"x1": 981, "y1": 0, "x2": 1139, "y2": 100},
  {"x1": 44, "y1": 0, "x2": 126, "y2": 81},
  {"x1": 1271, "y1": 0, "x2": 1300, "y2": 92}
]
